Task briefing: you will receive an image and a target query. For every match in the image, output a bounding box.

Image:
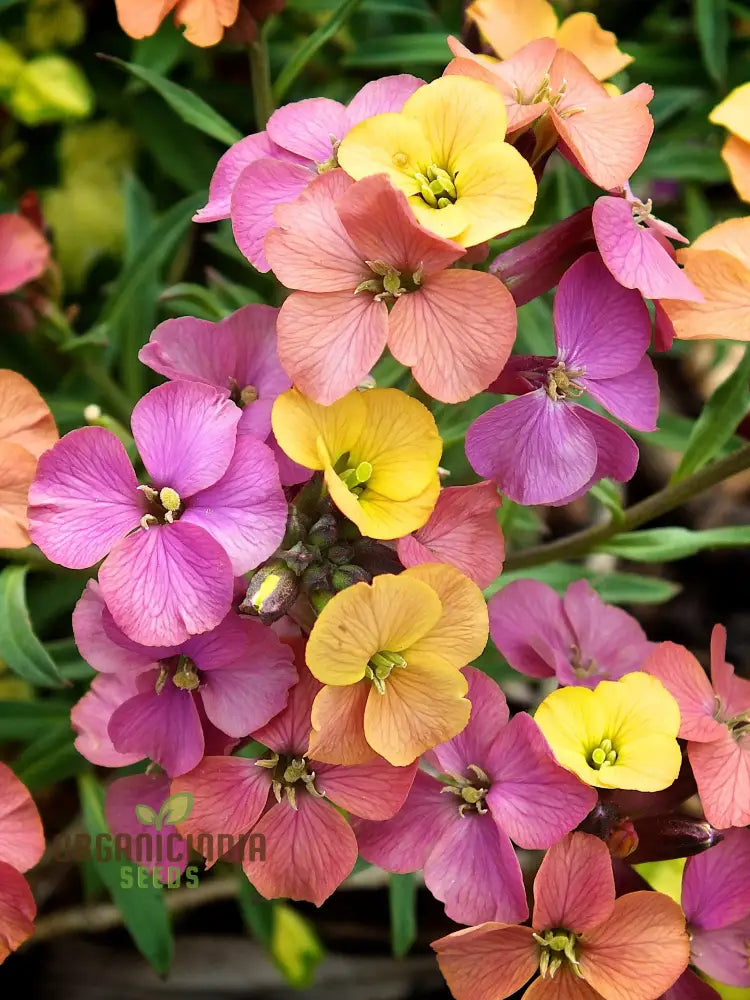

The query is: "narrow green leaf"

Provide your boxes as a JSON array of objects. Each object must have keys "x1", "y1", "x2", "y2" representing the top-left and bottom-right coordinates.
[
  {"x1": 0, "y1": 699, "x2": 73, "y2": 741},
  {"x1": 0, "y1": 567, "x2": 65, "y2": 687},
  {"x1": 343, "y1": 32, "x2": 450, "y2": 68},
  {"x1": 101, "y1": 55, "x2": 242, "y2": 145},
  {"x1": 389, "y1": 872, "x2": 417, "y2": 958},
  {"x1": 694, "y1": 0, "x2": 729, "y2": 85},
  {"x1": 485, "y1": 565, "x2": 680, "y2": 605},
  {"x1": 78, "y1": 773, "x2": 174, "y2": 975},
  {"x1": 237, "y1": 875, "x2": 275, "y2": 946},
  {"x1": 589, "y1": 480, "x2": 625, "y2": 525},
  {"x1": 596, "y1": 526, "x2": 750, "y2": 562},
  {"x1": 14, "y1": 726, "x2": 89, "y2": 790},
  {"x1": 673, "y1": 350, "x2": 750, "y2": 482}
]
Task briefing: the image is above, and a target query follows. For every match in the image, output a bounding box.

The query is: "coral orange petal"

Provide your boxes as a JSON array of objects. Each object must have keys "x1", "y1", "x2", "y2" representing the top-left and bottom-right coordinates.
[
  {"x1": 0, "y1": 442, "x2": 37, "y2": 548},
  {"x1": 0, "y1": 862, "x2": 36, "y2": 964},
  {"x1": 0, "y1": 370, "x2": 58, "y2": 457},
  {"x1": 466, "y1": 0, "x2": 558, "y2": 59},
  {"x1": 555, "y1": 12, "x2": 633, "y2": 81},
  {"x1": 523, "y1": 968, "x2": 600, "y2": 1000},
  {"x1": 308, "y1": 682, "x2": 377, "y2": 765},
  {"x1": 663, "y1": 248, "x2": 750, "y2": 342},
  {"x1": 432, "y1": 922, "x2": 539, "y2": 1000},
  {"x1": 114, "y1": 0, "x2": 176, "y2": 39},
  {"x1": 533, "y1": 833, "x2": 615, "y2": 933},
  {"x1": 174, "y1": 0, "x2": 239, "y2": 46}
]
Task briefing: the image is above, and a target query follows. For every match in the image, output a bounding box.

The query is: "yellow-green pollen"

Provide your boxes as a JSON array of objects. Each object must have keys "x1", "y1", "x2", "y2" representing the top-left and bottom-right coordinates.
[
  {"x1": 589, "y1": 737, "x2": 618, "y2": 770},
  {"x1": 366, "y1": 650, "x2": 408, "y2": 695},
  {"x1": 155, "y1": 653, "x2": 200, "y2": 694},
  {"x1": 316, "y1": 136, "x2": 341, "y2": 174},
  {"x1": 255, "y1": 752, "x2": 325, "y2": 810},
  {"x1": 533, "y1": 929, "x2": 584, "y2": 980},
  {"x1": 413, "y1": 163, "x2": 457, "y2": 209},
  {"x1": 138, "y1": 483, "x2": 182, "y2": 529},
  {"x1": 545, "y1": 361, "x2": 586, "y2": 401},
  {"x1": 354, "y1": 259, "x2": 423, "y2": 302},
  {"x1": 441, "y1": 764, "x2": 491, "y2": 817},
  {"x1": 516, "y1": 74, "x2": 584, "y2": 118}
]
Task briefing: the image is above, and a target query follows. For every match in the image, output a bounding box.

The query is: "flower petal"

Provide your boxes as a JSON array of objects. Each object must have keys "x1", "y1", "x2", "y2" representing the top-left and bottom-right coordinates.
[
  {"x1": 0, "y1": 862, "x2": 36, "y2": 964},
  {"x1": 267, "y1": 97, "x2": 348, "y2": 162},
  {"x1": 721, "y1": 134, "x2": 750, "y2": 202},
  {"x1": 105, "y1": 773, "x2": 188, "y2": 878},
  {"x1": 271, "y1": 386, "x2": 366, "y2": 471},
  {"x1": 0, "y1": 369, "x2": 57, "y2": 456},
  {"x1": 72, "y1": 580, "x2": 160, "y2": 674},
  {"x1": 466, "y1": 0, "x2": 558, "y2": 59},
  {"x1": 662, "y1": 245, "x2": 750, "y2": 342},
  {"x1": 523, "y1": 967, "x2": 601, "y2": 1000},
  {"x1": 688, "y1": 729, "x2": 750, "y2": 829},
  {"x1": 254, "y1": 663, "x2": 319, "y2": 757},
  {"x1": 581, "y1": 356, "x2": 659, "y2": 432},
  {"x1": 194, "y1": 131, "x2": 286, "y2": 224},
  {"x1": 346, "y1": 74, "x2": 425, "y2": 124},
  {"x1": 315, "y1": 758, "x2": 417, "y2": 821},
  {"x1": 71, "y1": 672, "x2": 143, "y2": 767},
  {"x1": 555, "y1": 12, "x2": 632, "y2": 80},
  {"x1": 533, "y1": 832, "x2": 615, "y2": 932},
  {"x1": 710, "y1": 623, "x2": 750, "y2": 718},
  {"x1": 488, "y1": 580, "x2": 565, "y2": 679},
  {"x1": 0, "y1": 763, "x2": 43, "y2": 873},
  {"x1": 690, "y1": 918, "x2": 750, "y2": 988},
  {"x1": 682, "y1": 827, "x2": 750, "y2": 931},
  {"x1": 328, "y1": 472, "x2": 441, "y2": 541},
  {"x1": 550, "y1": 406, "x2": 638, "y2": 506},
  {"x1": 0, "y1": 214, "x2": 49, "y2": 293},
  {"x1": 308, "y1": 681, "x2": 376, "y2": 765},
  {"x1": 430, "y1": 665, "x2": 509, "y2": 775},
  {"x1": 0, "y1": 442, "x2": 36, "y2": 548},
  {"x1": 641, "y1": 641, "x2": 722, "y2": 743},
  {"x1": 432, "y1": 922, "x2": 538, "y2": 1000}
]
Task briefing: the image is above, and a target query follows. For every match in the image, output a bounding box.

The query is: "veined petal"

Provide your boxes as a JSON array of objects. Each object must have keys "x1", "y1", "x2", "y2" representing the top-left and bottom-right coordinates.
[
  {"x1": 488, "y1": 580, "x2": 565, "y2": 679},
  {"x1": 690, "y1": 919, "x2": 750, "y2": 988},
  {"x1": 254, "y1": 664, "x2": 318, "y2": 758},
  {"x1": 451, "y1": 140, "x2": 537, "y2": 246},
  {"x1": 267, "y1": 97, "x2": 348, "y2": 162},
  {"x1": 581, "y1": 356, "x2": 659, "y2": 432},
  {"x1": 337, "y1": 112, "x2": 432, "y2": 196},
  {"x1": 688, "y1": 730, "x2": 750, "y2": 829},
  {"x1": 0, "y1": 763, "x2": 43, "y2": 873},
  {"x1": 71, "y1": 673, "x2": 143, "y2": 767},
  {"x1": 641, "y1": 642, "x2": 722, "y2": 743},
  {"x1": 432, "y1": 922, "x2": 538, "y2": 1000},
  {"x1": 711, "y1": 623, "x2": 750, "y2": 718},
  {"x1": 194, "y1": 131, "x2": 287, "y2": 224},
  {"x1": 271, "y1": 387, "x2": 366, "y2": 471},
  {"x1": 72, "y1": 580, "x2": 160, "y2": 674},
  {"x1": 346, "y1": 74, "x2": 425, "y2": 124},
  {"x1": 402, "y1": 564, "x2": 488, "y2": 670},
  {"x1": 523, "y1": 967, "x2": 601, "y2": 1000},
  {"x1": 682, "y1": 828, "x2": 750, "y2": 931},
  {"x1": 0, "y1": 442, "x2": 36, "y2": 548},
  {"x1": 533, "y1": 832, "x2": 615, "y2": 932},
  {"x1": 0, "y1": 862, "x2": 36, "y2": 964},
  {"x1": 556, "y1": 12, "x2": 633, "y2": 80},
  {"x1": 308, "y1": 682, "x2": 376, "y2": 765},
  {"x1": 0, "y1": 369, "x2": 57, "y2": 456},
  {"x1": 662, "y1": 247, "x2": 750, "y2": 342},
  {"x1": 315, "y1": 758, "x2": 417, "y2": 821},
  {"x1": 553, "y1": 407, "x2": 638, "y2": 505},
  {"x1": 327, "y1": 470, "x2": 440, "y2": 540}
]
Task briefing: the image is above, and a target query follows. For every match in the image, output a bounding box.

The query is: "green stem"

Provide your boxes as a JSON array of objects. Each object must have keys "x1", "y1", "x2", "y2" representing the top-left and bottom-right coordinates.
[
  {"x1": 249, "y1": 30, "x2": 274, "y2": 128},
  {"x1": 82, "y1": 362, "x2": 134, "y2": 427},
  {"x1": 504, "y1": 442, "x2": 750, "y2": 572}
]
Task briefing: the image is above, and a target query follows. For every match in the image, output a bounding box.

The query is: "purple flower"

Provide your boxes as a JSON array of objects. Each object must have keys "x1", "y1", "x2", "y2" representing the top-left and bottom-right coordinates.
[
  {"x1": 29, "y1": 380, "x2": 287, "y2": 645},
  {"x1": 466, "y1": 253, "x2": 658, "y2": 505},
  {"x1": 72, "y1": 580, "x2": 297, "y2": 776},
  {"x1": 194, "y1": 75, "x2": 423, "y2": 271},
  {"x1": 489, "y1": 578, "x2": 654, "y2": 688},
  {"x1": 353, "y1": 667, "x2": 596, "y2": 926}
]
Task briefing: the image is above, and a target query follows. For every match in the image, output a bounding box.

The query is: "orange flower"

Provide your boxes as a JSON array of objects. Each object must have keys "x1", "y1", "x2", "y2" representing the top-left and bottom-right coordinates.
[
  {"x1": 114, "y1": 0, "x2": 240, "y2": 47},
  {"x1": 710, "y1": 83, "x2": 750, "y2": 203},
  {"x1": 0, "y1": 370, "x2": 57, "y2": 548}
]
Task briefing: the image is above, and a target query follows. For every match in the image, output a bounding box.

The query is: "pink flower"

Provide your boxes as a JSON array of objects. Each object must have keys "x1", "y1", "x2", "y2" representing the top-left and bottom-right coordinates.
[
  {"x1": 173, "y1": 666, "x2": 417, "y2": 905},
  {"x1": 71, "y1": 580, "x2": 296, "y2": 776},
  {"x1": 194, "y1": 75, "x2": 423, "y2": 271},
  {"x1": 433, "y1": 831, "x2": 690, "y2": 1000},
  {"x1": 29, "y1": 380, "x2": 287, "y2": 646},
  {"x1": 0, "y1": 213, "x2": 50, "y2": 295},
  {"x1": 265, "y1": 171, "x2": 517, "y2": 404},
  {"x1": 0, "y1": 763, "x2": 44, "y2": 964},
  {"x1": 396, "y1": 482, "x2": 504, "y2": 589},
  {"x1": 466, "y1": 253, "x2": 657, "y2": 505},
  {"x1": 105, "y1": 773, "x2": 189, "y2": 882},
  {"x1": 644, "y1": 624, "x2": 750, "y2": 829},
  {"x1": 354, "y1": 668, "x2": 596, "y2": 925},
  {"x1": 489, "y1": 579, "x2": 654, "y2": 687}
]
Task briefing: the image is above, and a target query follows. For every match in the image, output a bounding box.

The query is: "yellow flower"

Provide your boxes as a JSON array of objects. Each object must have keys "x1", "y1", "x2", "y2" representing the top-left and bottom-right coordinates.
[
  {"x1": 337, "y1": 75, "x2": 537, "y2": 247},
  {"x1": 710, "y1": 83, "x2": 750, "y2": 203},
  {"x1": 306, "y1": 564, "x2": 488, "y2": 766},
  {"x1": 272, "y1": 387, "x2": 441, "y2": 540},
  {"x1": 534, "y1": 672, "x2": 682, "y2": 792}
]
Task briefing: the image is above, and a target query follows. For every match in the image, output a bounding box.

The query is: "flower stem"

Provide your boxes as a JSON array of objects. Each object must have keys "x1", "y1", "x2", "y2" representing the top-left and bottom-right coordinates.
[
  {"x1": 504, "y1": 442, "x2": 750, "y2": 571},
  {"x1": 249, "y1": 29, "x2": 274, "y2": 128}
]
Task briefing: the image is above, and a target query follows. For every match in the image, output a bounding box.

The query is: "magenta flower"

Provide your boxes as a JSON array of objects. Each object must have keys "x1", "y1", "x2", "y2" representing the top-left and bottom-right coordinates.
[
  {"x1": 466, "y1": 253, "x2": 658, "y2": 505},
  {"x1": 194, "y1": 75, "x2": 423, "y2": 271},
  {"x1": 354, "y1": 668, "x2": 596, "y2": 925},
  {"x1": 71, "y1": 580, "x2": 296, "y2": 777},
  {"x1": 105, "y1": 773, "x2": 189, "y2": 882},
  {"x1": 173, "y1": 666, "x2": 417, "y2": 906},
  {"x1": 396, "y1": 482, "x2": 505, "y2": 590},
  {"x1": 644, "y1": 624, "x2": 750, "y2": 828},
  {"x1": 265, "y1": 171, "x2": 517, "y2": 404},
  {"x1": 489, "y1": 579, "x2": 654, "y2": 687},
  {"x1": 29, "y1": 380, "x2": 287, "y2": 645}
]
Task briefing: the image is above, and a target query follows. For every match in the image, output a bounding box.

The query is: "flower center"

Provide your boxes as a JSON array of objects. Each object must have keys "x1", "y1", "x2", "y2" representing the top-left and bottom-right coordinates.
[
  {"x1": 354, "y1": 259, "x2": 423, "y2": 302},
  {"x1": 334, "y1": 452, "x2": 374, "y2": 496},
  {"x1": 255, "y1": 752, "x2": 325, "y2": 810},
  {"x1": 631, "y1": 197, "x2": 654, "y2": 228},
  {"x1": 155, "y1": 654, "x2": 200, "y2": 694},
  {"x1": 228, "y1": 376, "x2": 258, "y2": 407},
  {"x1": 412, "y1": 163, "x2": 458, "y2": 209},
  {"x1": 441, "y1": 764, "x2": 491, "y2": 816},
  {"x1": 545, "y1": 361, "x2": 586, "y2": 401},
  {"x1": 533, "y1": 928, "x2": 584, "y2": 980},
  {"x1": 138, "y1": 484, "x2": 182, "y2": 529},
  {"x1": 588, "y1": 738, "x2": 618, "y2": 769},
  {"x1": 316, "y1": 136, "x2": 341, "y2": 174},
  {"x1": 570, "y1": 643, "x2": 602, "y2": 679},
  {"x1": 366, "y1": 649, "x2": 407, "y2": 694}
]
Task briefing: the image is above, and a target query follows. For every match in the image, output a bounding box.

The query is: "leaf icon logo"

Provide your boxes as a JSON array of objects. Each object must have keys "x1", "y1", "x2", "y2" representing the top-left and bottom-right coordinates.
[{"x1": 135, "y1": 792, "x2": 193, "y2": 831}]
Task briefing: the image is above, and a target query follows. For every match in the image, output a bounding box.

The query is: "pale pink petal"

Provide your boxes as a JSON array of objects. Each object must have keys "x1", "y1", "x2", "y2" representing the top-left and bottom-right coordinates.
[
  {"x1": 689, "y1": 731, "x2": 750, "y2": 830},
  {"x1": 0, "y1": 763, "x2": 43, "y2": 873},
  {"x1": 72, "y1": 580, "x2": 160, "y2": 674},
  {"x1": 0, "y1": 214, "x2": 50, "y2": 293},
  {"x1": 267, "y1": 97, "x2": 347, "y2": 162},
  {"x1": 0, "y1": 862, "x2": 36, "y2": 963},
  {"x1": 253, "y1": 664, "x2": 321, "y2": 757},
  {"x1": 642, "y1": 642, "x2": 722, "y2": 743},
  {"x1": 345, "y1": 74, "x2": 424, "y2": 125},
  {"x1": 397, "y1": 482, "x2": 504, "y2": 589},
  {"x1": 690, "y1": 918, "x2": 750, "y2": 988},
  {"x1": 71, "y1": 672, "x2": 143, "y2": 767},
  {"x1": 430, "y1": 666, "x2": 510, "y2": 776},
  {"x1": 315, "y1": 759, "x2": 417, "y2": 821},
  {"x1": 432, "y1": 922, "x2": 538, "y2": 1000},
  {"x1": 276, "y1": 290, "x2": 389, "y2": 405},
  {"x1": 533, "y1": 832, "x2": 615, "y2": 932},
  {"x1": 389, "y1": 270, "x2": 517, "y2": 403},
  {"x1": 710, "y1": 623, "x2": 750, "y2": 718},
  {"x1": 243, "y1": 795, "x2": 357, "y2": 905},
  {"x1": 105, "y1": 773, "x2": 188, "y2": 878},
  {"x1": 682, "y1": 827, "x2": 750, "y2": 930},
  {"x1": 488, "y1": 580, "x2": 565, "y2": 679},
  {"x1": 28, "y1": 427, "x2": 143, "y2": 569},
  {"x1": 593, "y1": 196, "x2": 703, "y2": 301},
  {"x1": 581, "y1": 355, "x2": 659, "y2": 431},
  {"x1": 99, "y1": 521, "x2": 234, "y2": 646},
  {"x1": 131, "y1": 381, "x2": 239, "y2": 498}
]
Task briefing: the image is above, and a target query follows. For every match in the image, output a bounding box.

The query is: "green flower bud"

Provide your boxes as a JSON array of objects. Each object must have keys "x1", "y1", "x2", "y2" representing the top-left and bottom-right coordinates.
[
  {"x1": 307, "y1": 514, "x2": 338, "y2": 548},
  {"x1": 332, "y1": 564, "x2": 372, "y2": 591}
]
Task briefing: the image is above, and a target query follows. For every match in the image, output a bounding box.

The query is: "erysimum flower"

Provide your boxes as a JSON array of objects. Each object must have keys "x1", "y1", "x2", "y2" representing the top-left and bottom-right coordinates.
[
  {"x1": 643, "y1": 624, "x2": 750, "y2": 828},
  {"x1": 0, "y1": 763, "x2": 44, "y2": 963},
  {"x1": 446, "y1": 38, "x2": 653, "y2": 190},
  {"x1": 337, "y1": 75, "x2": 537, "y2": 246},
  {"x1": 265, "y1": 171, "x2": 517, "y2": 403},
  {"x1": 535, "y1": 671, "x2": 682, "y2": 792},
  {"x1": 114, "y1": 0, "x2": 240, "y2": 47},
  {"x1": 272, "y1": 387, "x2": 441, "y2": 539},
  {"x1": 105, "y1": 773, "x2": 189, "y2": 882},
  {"x1": 466, "y1": 253, "x2": 657, "y2": 505},
  {"x1": 709, "y1": 83, "x2": 750, "y2": 203},
  {"x1": 465, "y1": 0, "x2": 632, "y2": 81},
  {"x1": 0, "y1": 369, "x2": 57, "y2": 548},
  {"x1": 0, "y1": 213, "x2": 50, "y2": 294},
  {"x1": 29, "y1": 380, "x2": 287, "y2": 645},
  {"x1": 488, "y1": 578, "x2": 654, "y2": 687},
  {"x1": 354, "y1": 668, "x2": 596, "y2": 925},
  {"x1": 660, "y1": 218, "x2": 750, "y2": 343},
  {"x1": 305, "y1": 564, "x2": 488, "y2": 767},
  {"x1": 396, "y1": 481, "x2": 504, "y2": 589},
  {"x1": 71, "y1": 580, "x2": 296, "y2": 776},
  {"x1": 172, "y1": 666, "x2": 417, "y2": 905},
  {"x1": 196, "y1": 74, "x2": 423, "y2": 270},
  {"x1": 433, "y1": 832, "x2": 690, "y2": 1000}
]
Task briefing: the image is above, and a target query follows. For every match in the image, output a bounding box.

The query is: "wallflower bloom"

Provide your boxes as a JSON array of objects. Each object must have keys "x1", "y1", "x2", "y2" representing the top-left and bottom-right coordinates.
[
  {"x1": 660, "y1": 218, "x2": 750, "y2": 343},
  {"x1": 433, "y1": 832, "x2": 690, "y2": 1000},
  {"x1": 0, "y1": 369, "x2": 57, "y2": 548},
  {"x1": 466, "y1": 253, "x2": 656, "y2": 505},
  {"x1": 397, "y1": 482, "x2": 504, "y2": 590},
  {"x1": 114, "y1": 0, "x2": 240, "y2": 47},
  {"x1": 337, "y1": 75, "x2": 537, "y2": 246},
  {"x1": 0, "y1": 213, "x2": 50, "y2": 294},
  {"x1": 105, "y1": 773, "x2": 189, "y2": 882},
  {"x1": 272, "y1": 387, "x2": 441, "y2": 539},
  {"x1": 465, "y1": 0, "x2": 632, "y2": 81},
  {"x1": 306, "y1": 564, "x2": 488, "y2": 767},
  {"x1": 709, "y1": 83, "x2": 750, "y2": 202},
  {"x1": 535, "y1": 671, "x2": 682, "y2": 791},
  {"x1": 643, "y1": 625, "x2": 750, "y2": 828},
  {"x1": 489, "y1": 578, "x2": 654, "y2": 687},
  {"x1": 354, "y1": 668, "x2": 596, "y2": 925},
  {"x1": 265, "y1": 171, "x2": 517, "y2": 403},
  {"x1": 173, "y1": 666, "x2": 416, "y2": 905},
  {"x1": 446, "y1": 38, "x2": 653, "y2": 190},
  {"x1": 196, "y1": 75, "x2": 423, "y2": 270},
  {"x1": 0, "y1": 764, "x2": 44, "y2": 964},
  {"x1": 29, "y1": 380, "x2": 287, "y2": 645}
]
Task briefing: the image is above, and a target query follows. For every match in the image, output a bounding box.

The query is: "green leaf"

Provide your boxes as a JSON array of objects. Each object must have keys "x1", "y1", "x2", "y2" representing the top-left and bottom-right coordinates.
[
  {"x1": 343, "y1": 32, "x2": 451, "y2": 68},
  {"x1": 589, "y1": 480, "x2": 625, "y2": 524},
  {"x1": 158, "y1": 791, "x2": 194, "y2": 826},
  {"x1": 14, "y1": 725, "x2": 89, "y2": 790},
  {"x1": 485, "y1": 565, "x2": 680, "y2": 605},
  {"x1": 102, "y1": 55, "x2": 242, "y2": 145},
  {"x1": 694, "y1": 0, "x2": 729, "y2": 86},
  {"x1": 389, "y1": 872, "x2": 417, "y2": 958},
  {"x1": 78, "y1": 774, "x2": 174, "y2": 975},
  {"x1": 0, "y1": 699, "x2": 72, "y2": 741},
  {"x1": 596, "y1": 526, "x2": 750, "y2": 562},
  {"x1": 0, "y1": 567, "x2": 65, "y2": 687},
  {"x1": 271, "y1": 904, "x2": 324, "y2": 988},
  {"x1": 672, "y1": 350, "x2": 750, "y2": 482},
  {"x1": 237, "y1": 876, "x2": 274, "y2": 946}
]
